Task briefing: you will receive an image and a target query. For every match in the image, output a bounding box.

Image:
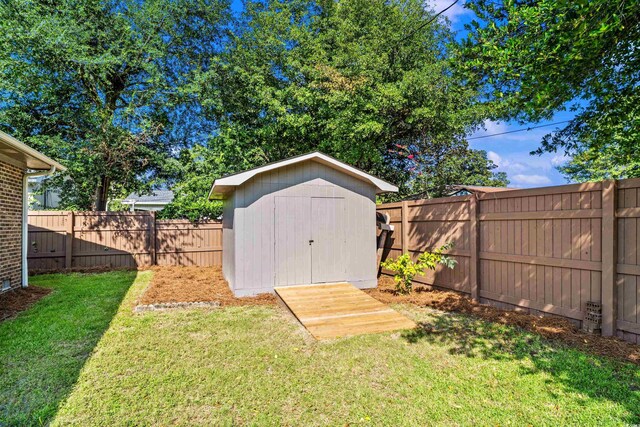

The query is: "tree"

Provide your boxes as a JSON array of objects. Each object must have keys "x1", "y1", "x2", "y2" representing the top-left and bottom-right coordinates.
[
  {"x1": 157, "y1": 145, "x2": 224, "y2": 221},
  {"x1": 0, "y1": 0, "x2": 230, "y2": 209},
  {"x1": 411, "y1": 148, "x2": 509, "y2": 198},
  {"x1": 194, "y1": 0, "x2": 494, "y2": 198},
  {"x1": 557, "y1": 144, "x2": 640, "y2": 182},
  {"x1": 459, "y1": 0, "x2": 640, "y2": 182}
]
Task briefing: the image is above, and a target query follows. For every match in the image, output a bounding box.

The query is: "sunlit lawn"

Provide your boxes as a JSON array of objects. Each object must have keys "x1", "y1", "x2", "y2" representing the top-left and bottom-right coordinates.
[
  {"x1": 0, "y1": 271, "x2": 136, "y2": 426},
  {"x1": 2, "y1": 270, "x2": 639, "y2": 426}
]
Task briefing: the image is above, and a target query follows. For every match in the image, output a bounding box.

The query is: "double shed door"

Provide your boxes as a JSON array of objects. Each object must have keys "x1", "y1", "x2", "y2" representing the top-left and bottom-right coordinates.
[{"x1": 274, "y1": 196, "x2": 346, "y2": 286}]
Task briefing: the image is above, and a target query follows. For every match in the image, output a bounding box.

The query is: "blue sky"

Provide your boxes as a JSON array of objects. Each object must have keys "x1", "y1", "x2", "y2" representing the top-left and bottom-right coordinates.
[{"x1": 434, "y1": 0, "x2": 574, "y2": 187}]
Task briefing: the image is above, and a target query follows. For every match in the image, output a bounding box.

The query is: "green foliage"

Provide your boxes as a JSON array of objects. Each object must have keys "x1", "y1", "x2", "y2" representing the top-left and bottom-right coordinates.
[
  {"x1": 557, "y1": 144, "x2": 640, "y2": 182},
  {"x1": 0, "y1": 0, "x2": 230, "y2": 209},
  {"x1": 459, "y1": 0, "x2": 640, "y2": 182},
  {"x1": 0, "y1": 0, "x2": 509, "y2": 215},
  {"x1": 193, "y1": 0, "x2": 495, "y2": 199},
  {"x1": 406, "y1": 148, "x2": 509, "y2": 199},
  {"x1": 381, "y1": 243, "x2": 457, "y2": 294},
  {"x1": 157, "y1": 145, "x2": 224, "y2": 221}
]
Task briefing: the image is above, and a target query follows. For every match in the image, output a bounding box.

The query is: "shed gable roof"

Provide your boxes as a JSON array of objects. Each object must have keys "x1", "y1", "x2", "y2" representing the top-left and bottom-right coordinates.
[{"x1": 209, "y1": 152, "x2": 398, "y2": 199}]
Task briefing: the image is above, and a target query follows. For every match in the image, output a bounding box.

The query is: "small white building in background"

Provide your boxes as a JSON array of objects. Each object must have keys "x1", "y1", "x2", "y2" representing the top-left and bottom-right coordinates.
[
  {"x1": 28, "y1": 175, "x2": 62, "y2": 210},
  {"x1": 121, "y1": 190, "x2": 174, "y2": 212},
  {"x1": 209, "y1": 152, "x2": 398, "y2": 297}
]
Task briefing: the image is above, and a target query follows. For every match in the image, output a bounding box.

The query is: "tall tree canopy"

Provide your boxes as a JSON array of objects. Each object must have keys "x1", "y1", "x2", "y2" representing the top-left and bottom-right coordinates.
[
  {"x1": 0, "y1": 0, "x2": 230, "y2": 209},
  {"x1": 174, "y1": 0, "x2": 504, "y2": 208},
  {"x1": 460, "y1": 0, "x2": 640, "y2": 182}
]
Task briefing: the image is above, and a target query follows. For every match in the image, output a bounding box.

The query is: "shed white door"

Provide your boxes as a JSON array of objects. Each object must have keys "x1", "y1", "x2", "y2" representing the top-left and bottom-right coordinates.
[
  {"x1": 274, "y1": 196, "x2": 346, "y2": 286},
  {"x1": 311, "y1": 197, "x2": 346, "y2": 283},
  {"x1": 274, "y1": 196, "x2": 312, "y2": 286}
]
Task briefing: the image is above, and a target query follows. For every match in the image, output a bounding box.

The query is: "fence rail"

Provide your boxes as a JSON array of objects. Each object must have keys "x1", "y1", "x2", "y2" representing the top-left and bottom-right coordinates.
[
  {"x1": 27, "y1": 211, "x2": 222, "y2": 271},
  {"x1": 27, "y1": 178, "x2": 640, "y2": 346},
  {"x1": 377, "y1": 178, "x2": 640, "y2": 345}
]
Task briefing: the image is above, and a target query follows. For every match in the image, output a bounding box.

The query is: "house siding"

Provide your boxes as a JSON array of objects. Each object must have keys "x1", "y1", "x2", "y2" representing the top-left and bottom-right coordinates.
[{"x1": 0, "y1": 160, "x2": 23, "y2": 291}]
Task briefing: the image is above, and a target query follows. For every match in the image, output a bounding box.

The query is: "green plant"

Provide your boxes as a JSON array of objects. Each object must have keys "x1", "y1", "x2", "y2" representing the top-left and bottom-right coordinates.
[{"x1": 381, "y1": 243, "x2": 457, "y2": 294}]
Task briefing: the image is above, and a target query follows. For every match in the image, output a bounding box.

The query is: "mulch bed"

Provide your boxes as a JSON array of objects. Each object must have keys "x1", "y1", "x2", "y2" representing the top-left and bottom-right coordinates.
[
  {"x1": 367, "y1": 276, "x2": 640, "y2": 366},
  {"x1": 0, "y1": 286, "x2": 52, "y2": 321},
  {"x1": 138, "y1": 266, "x2": 276, "y2": 307}
]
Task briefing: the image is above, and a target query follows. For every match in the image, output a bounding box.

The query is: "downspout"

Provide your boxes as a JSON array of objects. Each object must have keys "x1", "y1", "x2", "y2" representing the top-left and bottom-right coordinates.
[{"x1": 22, "y1": 166, "x2": 56, "y2": 288}]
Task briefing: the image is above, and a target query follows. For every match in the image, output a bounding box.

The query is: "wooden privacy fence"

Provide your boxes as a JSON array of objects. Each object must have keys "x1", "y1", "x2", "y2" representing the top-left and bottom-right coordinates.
[
  {"x1": 27, "y1": 211, "x2": 222, "y2": 271},
  {"x1": 377, "y1": 178, "x2": 640, "y2": 344}
]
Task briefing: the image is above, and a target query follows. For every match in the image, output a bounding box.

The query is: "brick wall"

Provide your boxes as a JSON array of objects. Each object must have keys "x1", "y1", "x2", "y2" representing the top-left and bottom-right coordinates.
[{"x1": 0, "y1": 161, "x2": 23, "y2": 291}]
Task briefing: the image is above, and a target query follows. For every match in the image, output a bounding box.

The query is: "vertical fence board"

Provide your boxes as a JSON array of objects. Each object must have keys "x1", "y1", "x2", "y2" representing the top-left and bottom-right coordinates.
[
  {"x1": 601, "y1": 180, "x2": 617, "y2": 335},
  {"x1": 26, "y1": 177, "x2": 640, "y2": 345},
  {"x1": 28, "y1": 211, "x2": 222, "y2": 271}
]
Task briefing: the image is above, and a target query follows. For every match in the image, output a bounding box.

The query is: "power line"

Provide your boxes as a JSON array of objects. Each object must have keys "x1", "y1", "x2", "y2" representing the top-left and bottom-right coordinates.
[
  {"x1": 467, "y1": 120, "x2": 571, "y2": 141},
  {"x1": 397, "y1": 0, "x2": 461, "y2": 44}
]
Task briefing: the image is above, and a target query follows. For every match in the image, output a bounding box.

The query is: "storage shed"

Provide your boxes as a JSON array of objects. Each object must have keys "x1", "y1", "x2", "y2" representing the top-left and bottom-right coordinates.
[{"x1": 209, "y1": 152, "x2": 398, "y2": 296}]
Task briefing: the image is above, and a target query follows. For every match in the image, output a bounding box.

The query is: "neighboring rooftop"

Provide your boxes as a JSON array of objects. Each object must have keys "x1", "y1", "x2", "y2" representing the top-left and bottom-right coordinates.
[
  {"x1": 122, "y1": 190, "x2": 174, "y2": 205},
  {"x1": 448, "y1": 185, "x2": 515, "y2": 195}
]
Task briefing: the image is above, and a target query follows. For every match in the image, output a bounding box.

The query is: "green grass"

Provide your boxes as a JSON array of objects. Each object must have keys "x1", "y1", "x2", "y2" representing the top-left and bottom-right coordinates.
[
  {"x1": 2, "y1": 271, "x2": 640, "y2": 425},
  {"x1": 0, "y1": 271, "x2": 136, "y2": 426}
]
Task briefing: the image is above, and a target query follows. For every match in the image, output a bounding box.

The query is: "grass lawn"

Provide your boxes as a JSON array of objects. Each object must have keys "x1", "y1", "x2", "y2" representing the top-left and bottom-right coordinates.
[
  {"x1": 0, "y1": 271, "x2": 137, "y2": 426},
  {"x1": 2, "y1": 271, "x2": 640, "y2": 426}
]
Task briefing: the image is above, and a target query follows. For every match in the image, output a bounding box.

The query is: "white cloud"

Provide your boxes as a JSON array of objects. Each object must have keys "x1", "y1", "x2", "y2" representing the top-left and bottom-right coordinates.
[
  {"x1": 482, "y1": 120, "x2": 509, "y2": 135},
  {"x1": 484, "y1": 150, "x2": 559, "y2": 187},
  {"x1": 486, "y1": 151, "x2": 528, "y2": 173},
  {"x1": 551, "y1": 154, "x2": 571, "y2": 167},
  {"x1": 511, "y1": 174, "x2": 552, "y2": 186},
  {"x1": 428, "y1": 0, "x2": 473, "y2": 24},
  {"x1": 487, "y1": 150, "x2": 502, "y2": 166}
]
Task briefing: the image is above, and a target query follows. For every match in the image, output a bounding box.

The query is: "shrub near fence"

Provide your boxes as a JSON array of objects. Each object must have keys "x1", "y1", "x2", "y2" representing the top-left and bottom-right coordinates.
[
  {"x1": 27, "y1": 211, "x2": 222, "y2": 271},
  {"x1": 377, "y1": 178, "x2": 640, "y2": 345}
]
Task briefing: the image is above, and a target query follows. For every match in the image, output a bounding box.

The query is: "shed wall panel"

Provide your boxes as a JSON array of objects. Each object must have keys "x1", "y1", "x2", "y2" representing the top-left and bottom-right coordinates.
[
  {"x1": 222, "y1": 192, "x2": 235, "y2": 287},
  {"x1": 230, "y1": 160, "x2": 377, "y2": 296}
]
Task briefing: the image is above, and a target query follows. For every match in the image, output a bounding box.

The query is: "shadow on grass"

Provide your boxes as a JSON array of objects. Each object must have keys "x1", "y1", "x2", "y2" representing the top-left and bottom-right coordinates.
[
  {"x1": 402, "y1": 313, "x2": 640, "y2": 423},
  {"x1": 0, "y1": 271, "x2": 137, "y2": 426}
]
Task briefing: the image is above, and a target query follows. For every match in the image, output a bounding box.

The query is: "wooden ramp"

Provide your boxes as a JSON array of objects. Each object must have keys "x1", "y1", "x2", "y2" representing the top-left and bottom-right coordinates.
[{"x1": 275, "y1": 283, "x2": 416, "y2": 340}]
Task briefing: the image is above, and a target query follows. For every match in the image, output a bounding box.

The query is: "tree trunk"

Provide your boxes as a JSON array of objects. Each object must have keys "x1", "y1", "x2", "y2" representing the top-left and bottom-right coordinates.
[{"x1": 94, "y1": 175, "x2": 110, "y2": 211}]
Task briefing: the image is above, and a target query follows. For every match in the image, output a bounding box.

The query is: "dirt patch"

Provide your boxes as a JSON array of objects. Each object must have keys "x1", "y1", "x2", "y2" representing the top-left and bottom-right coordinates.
[
  {"x1": 0, "y1": 286, "x2": 52, "y2": 321},
  {"x1": 367, "y1": 276, "x2": 640, "y2": 365},
  {"x1": 139, "y1": 266, "x2": 276, "y2": 307}
]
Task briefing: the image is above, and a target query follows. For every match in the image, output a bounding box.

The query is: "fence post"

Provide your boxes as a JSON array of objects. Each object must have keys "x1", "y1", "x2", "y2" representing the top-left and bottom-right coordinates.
[
  {"x1": 469, "y1": 195, "x2": 480, "y2": 302},
  {"x1": 601, "y1": 179, "x2": 618, "y2": 336},
  {"x1": 149, "y1": 211, "x2": 157, "y2": 266},
  {"x1": 65, "y1": 211, "x2": 74, "y2": 269},
  {"x1": 401, "y1": 201, "x2": 409, "y2": 254}
]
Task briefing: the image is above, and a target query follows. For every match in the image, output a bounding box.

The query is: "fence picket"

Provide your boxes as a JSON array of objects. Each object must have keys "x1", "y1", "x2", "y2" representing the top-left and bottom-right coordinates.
[{"x1": 377, "y1": 178, "x2": 640, "y2": 344}]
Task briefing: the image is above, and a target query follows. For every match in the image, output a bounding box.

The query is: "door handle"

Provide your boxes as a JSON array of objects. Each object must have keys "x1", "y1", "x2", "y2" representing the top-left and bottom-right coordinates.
[{"x1": 309, "y1": 240, "x2": 314, "y2": 245}]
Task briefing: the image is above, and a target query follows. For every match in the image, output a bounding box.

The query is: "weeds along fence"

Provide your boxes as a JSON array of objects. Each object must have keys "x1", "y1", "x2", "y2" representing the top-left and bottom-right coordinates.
[
  {"x1": 377, "y1": 178, "x2": 640, "y2": 344},
  {"x1": 27, "y1": 211, "x2": 222, "y2": 271}
]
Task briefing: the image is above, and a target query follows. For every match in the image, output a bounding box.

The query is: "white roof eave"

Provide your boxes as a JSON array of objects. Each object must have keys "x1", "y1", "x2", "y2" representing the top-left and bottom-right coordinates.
[
  {"x1": 208, "y1": 152, "x2": 398, "y2": 200},
  {"x1": 0, "y1": 130, "x2": 66, "y2": 171}
]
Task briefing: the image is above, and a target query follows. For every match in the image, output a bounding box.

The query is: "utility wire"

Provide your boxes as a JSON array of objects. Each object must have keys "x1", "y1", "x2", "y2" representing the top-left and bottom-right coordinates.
[
  {"x1": 396, "y1": 0, "x2": 461, "y2": 44},
  {"x1": 467, "y1": 120, "x2": 571, "y2": 140}
]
